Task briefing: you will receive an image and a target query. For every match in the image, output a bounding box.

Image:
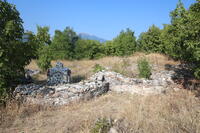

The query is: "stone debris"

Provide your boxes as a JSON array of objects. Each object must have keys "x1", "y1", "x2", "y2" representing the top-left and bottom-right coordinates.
[
  {"x1": 90, "y1": 70, "x2": 175, "y2": 95},
  {"x1": 19, "y1": 69, "x2": 40, "y2": 84},
  {"x1": 14, "y1": 77, "x2": 109, "y2": 106},
  {"x1": 14, "y1": 68, "x2": 178, "y2": 105},
  {"x1": 90, "y1": 70, "x2": 174, "y2": 87},
  {"x1": 47, "y1": 62, "x2": 71, "y2": 85},
  {"x1": 25, "y1": 69, "x2": 40, "y2": 77}
]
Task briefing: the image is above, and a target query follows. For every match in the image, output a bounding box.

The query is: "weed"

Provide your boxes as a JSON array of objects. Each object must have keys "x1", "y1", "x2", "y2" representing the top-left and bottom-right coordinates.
[
  {"x1": 93, "y1": 64, "x2": 105, "y2": 73},
  {"x1": 137, "y1": 57, "x2": 151, "y2": 79},
  {"x1": 91, "y1": 118, "x2": 112, "y2": 133}
]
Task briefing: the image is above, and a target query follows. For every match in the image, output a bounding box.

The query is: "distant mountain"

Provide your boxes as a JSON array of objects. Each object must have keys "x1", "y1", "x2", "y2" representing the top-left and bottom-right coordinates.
[{"x1": 79, "y1": 33, "x2": 106, "y2": 43}]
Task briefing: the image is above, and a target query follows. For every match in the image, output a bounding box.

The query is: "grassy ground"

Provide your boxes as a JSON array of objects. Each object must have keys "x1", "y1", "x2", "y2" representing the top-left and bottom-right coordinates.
[{"x1": 1, "y1": 53, "x2": 200, "y2": 133}]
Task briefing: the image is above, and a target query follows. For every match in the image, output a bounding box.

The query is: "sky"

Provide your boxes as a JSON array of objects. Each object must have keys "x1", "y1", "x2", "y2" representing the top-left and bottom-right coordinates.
[{"x1": 7, "y1": 0, "x2": 195, "y2": 40}]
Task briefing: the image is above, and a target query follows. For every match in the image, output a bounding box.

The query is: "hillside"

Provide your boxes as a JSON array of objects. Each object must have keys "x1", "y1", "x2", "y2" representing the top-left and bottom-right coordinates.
[
  {"x1": 1, "y1": 53, "x2": 200, "y2": 133},
  {"x1": 79, "y1": 33, "x2": 107, "y2": 43}
]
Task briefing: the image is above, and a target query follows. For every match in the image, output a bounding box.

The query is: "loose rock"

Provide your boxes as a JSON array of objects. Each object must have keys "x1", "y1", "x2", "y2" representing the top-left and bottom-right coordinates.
[{"x1": 14, "y1": 68, "x2": 179, "y2": 105}]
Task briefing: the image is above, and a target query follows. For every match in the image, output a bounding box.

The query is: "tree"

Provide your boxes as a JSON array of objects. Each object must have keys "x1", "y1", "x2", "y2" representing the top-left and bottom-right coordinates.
[
  {"x1": 183, "y1": 0, "x2": 200, "y2": 78},
  {"x1": 160, "y1": 24, "x2": 175, "y2": 57},
  {"x1": 112, "y1": 28, "x2": 137, "y2": 56},
  {"x1": 50, "y1": 27, "x2": 79, "y2": 60},
  {"x1": 163, "y1": 0, "x2": 188, "y2": 60},
  {"x1": 0, "y1": 0, "x2": 34, "y2": 101},
  {"x1": 138, "y1": 25, "x2": 163, "y2": 53},
  {"x1": 0, "y1": 0, "x2": 23, "y2": 40},
  {"x1": 104, "y1": 41, "x2": 115, "y2": 56},
  {"x1": 23, "y1": 31, "x2": 38, "y2": 59},
  {"x1": 161, "y1": 0, "x2": 200, "y2": 78},
  {"x1": 36, "y1": 25, "x2": 51, "y2": 47},
  {"x1": 74, "y1": 39, "x2": 104, "y2": 59},
  {"x1": 34, "y1": 25, "x2": 51, "y2": 58}
]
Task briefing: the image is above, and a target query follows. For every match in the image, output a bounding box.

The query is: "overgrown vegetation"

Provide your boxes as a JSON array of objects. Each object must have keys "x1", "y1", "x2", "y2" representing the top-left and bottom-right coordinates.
[
  {"x1": 137, "y1": 58, "x2": 152, "y2": 79},
  {"x1": 37, "y1": 46, "x2": 52, "y2": 71},
  {"x1": 0, "y1": 0, "x2": 200, "y2": 100},
  {"x1": 33, "y1": 0, "x2": 199, "y2": 79},
  {"x1": 0, "y1": 1, "x2": 36, "y2": 104}
]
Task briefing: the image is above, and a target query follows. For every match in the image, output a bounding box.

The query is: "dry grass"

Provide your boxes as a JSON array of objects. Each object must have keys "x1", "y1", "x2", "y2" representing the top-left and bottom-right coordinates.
[
  {"x1": 1, "y1": 53, "x2": 194, "y2": 133},
  {"x1": 26, "y1": 53, "x2": 179, "y2": 81},
  {"x1": 0, "y1": 91, "x2": 199, "y2": 133}
]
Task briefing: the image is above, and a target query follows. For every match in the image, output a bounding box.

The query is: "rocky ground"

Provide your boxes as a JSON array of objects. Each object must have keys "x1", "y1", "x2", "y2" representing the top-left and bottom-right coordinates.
[
  {"x1": 1, "y1": 54, "x2": 200, "y2": 133},
  {"x1": 14, "y1": 67, "x2": 180, "y2": 106}
]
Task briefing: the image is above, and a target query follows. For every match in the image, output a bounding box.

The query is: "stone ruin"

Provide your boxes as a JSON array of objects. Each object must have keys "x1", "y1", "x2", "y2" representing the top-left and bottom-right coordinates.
[
  {"x1": 14, "y1": 62, "x2": 110, "y2": 105},
  {"x1": 47, "y1": 62, "x2": 71, "y2": 85},
  {"x1": 14, "y1": 62, "x2": 182, "y2": 106}
]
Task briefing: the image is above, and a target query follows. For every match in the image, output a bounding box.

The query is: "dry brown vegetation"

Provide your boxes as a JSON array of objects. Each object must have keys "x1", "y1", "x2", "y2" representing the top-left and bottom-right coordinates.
[
  {"x1": 26, "y1": 53, "x2": 179, "y2": 82},
  {"x1": 2, "y1": 53, "x2": 199, "y2": 133},
  {"x1": 1, "y1": 91, "x2": 200, "y2": 133}
]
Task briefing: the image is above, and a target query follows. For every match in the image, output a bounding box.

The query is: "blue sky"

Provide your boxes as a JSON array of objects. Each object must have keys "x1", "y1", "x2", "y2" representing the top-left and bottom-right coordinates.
[{"x1": 8, "y1": 0, "x2": 195, "y2": 40}]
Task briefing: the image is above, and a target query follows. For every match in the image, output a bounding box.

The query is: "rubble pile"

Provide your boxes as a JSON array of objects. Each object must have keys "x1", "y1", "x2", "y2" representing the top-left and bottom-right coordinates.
[
  {"x1": 90, "y1": 70, "x2": 176, "y2": 95},
  {"x1": 90, "y1": 70, "x2": 175, "y2": 87},
  {"x1": 14, "y1": 62, "x2": 179, "y2": 106},
  {"x1": 14, "y1": 78, "x2": 109, "y2": 105}
]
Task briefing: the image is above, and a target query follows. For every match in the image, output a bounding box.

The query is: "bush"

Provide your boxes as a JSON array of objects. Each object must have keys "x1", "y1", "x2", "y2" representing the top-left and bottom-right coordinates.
[
  {"x1": 93, "y1": 64, "x2": 105, "y2": 73},
  {"x1": 112, "y1": 28, "x2": 137, "y2": 56},
  {"x1": 74, "y1": 40, "x2": 105, "y2": 60},
  {"x1": 194, "y1": 67, "x2": 200, "y2": 79},
  {"x1": 137, "y1": 57, "x2": 151, "y2": 79},
  {"x1": 37, "y1": 56, "x2": 51, "y2": 72},
  {"x1": 91, "y1": 118, "x2": 112, "y2": 133}
]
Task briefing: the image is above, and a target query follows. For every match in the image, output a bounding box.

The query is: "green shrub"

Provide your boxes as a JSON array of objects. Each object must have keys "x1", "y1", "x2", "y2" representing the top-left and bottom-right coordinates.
[
  {"x1": 194, "y1": 67, "x2": 200, "y2": 79},
  {"x1": 91, "y1": 118, "x2": 112, "y2": 133},
  {"x1": 0, "y1": 85, "x2": 8, "y2": 105},
  {"x1": 37, "y1": 46, "x2": 52, "y2": 71},
  {"x1": 93, "y1": 64, "x2": 105, "y2": 73},
  {"x1": 37, "y1": 55, "x2": 51, "y2": 72},
  {"x1": 137, "y1": 57, "x2": 151, "y2": 79}
]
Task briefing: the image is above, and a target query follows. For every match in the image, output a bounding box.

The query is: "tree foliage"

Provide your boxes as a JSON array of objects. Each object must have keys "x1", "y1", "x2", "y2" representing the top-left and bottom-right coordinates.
[
  {"x1": 1, "y1": 0, "x2": 200, "y2": 104},
  {"x1": 112, "y1": 28, "x2": 137, "y2": 56},
  {"x1": 0, "y1": 0, "x2": 35, "y2": 101},
  {"x1": 164, "y1": 0, "x2": 200, "y2": 78},
  {"x1": 138, "y1": 25, "x2": 163, "y2": 53},
  {"x1": 138, "y1": 0, "x2": 200, "y2": 78},
  {"x1": 104, "y1": 41, "x2": 115, "y2": 56},
  {"x1": 36, "y1": 25, "x2": 51, "y2": 46},
  {"x1": 50, "y1": 27, "x2": 79, "y2": 60},
  {"x1": 37, "y1": 45, "x2": 52, "y2": 71},
  {"x1": 74, "y1": 39, "x2": 104, "y2": 59},
  {"x1": 23, "y1": 31, "x2": 39, "y2": 59}
]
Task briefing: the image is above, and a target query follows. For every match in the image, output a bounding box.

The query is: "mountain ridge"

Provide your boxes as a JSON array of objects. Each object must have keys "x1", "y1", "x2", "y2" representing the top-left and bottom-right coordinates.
[{"x1": 78, "y1": 33, "x2": 106, "y2": 43}]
